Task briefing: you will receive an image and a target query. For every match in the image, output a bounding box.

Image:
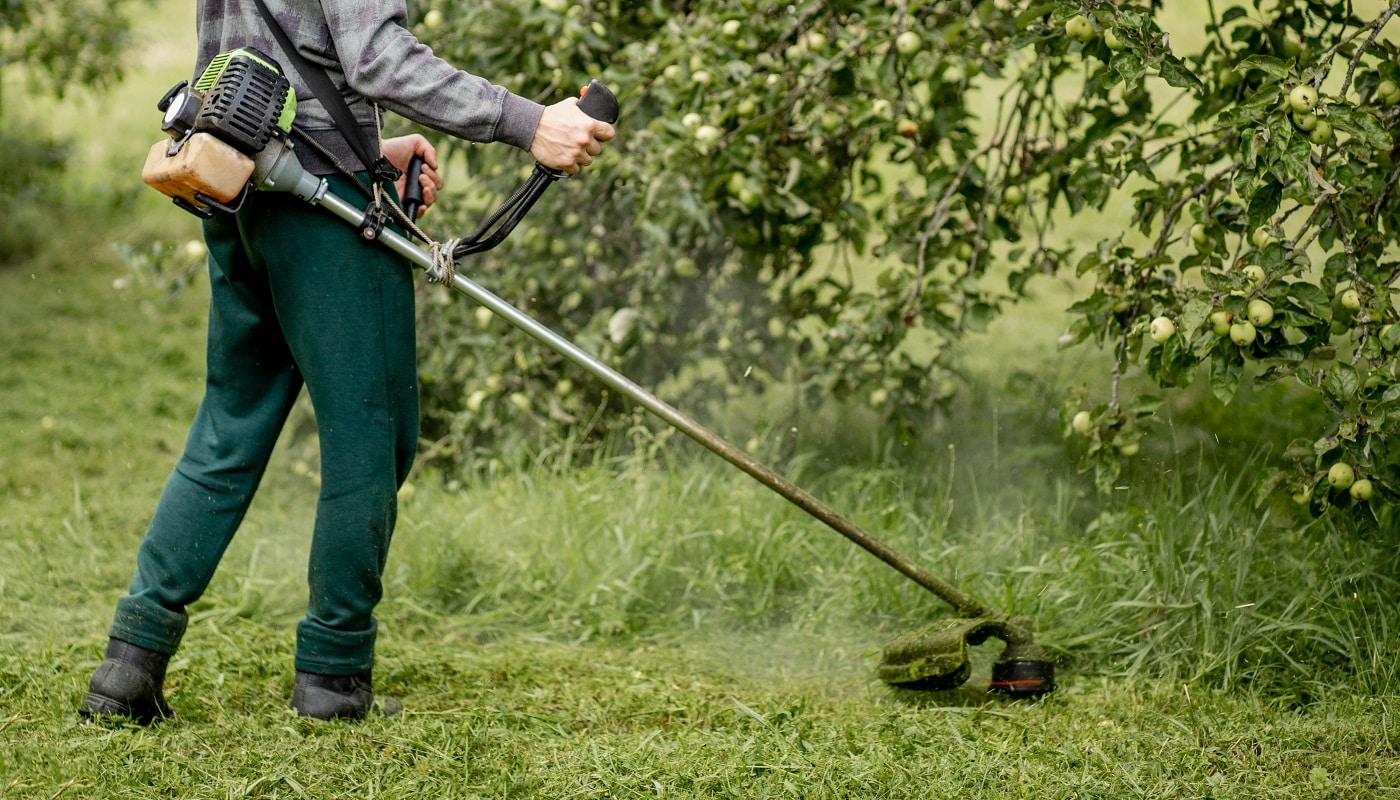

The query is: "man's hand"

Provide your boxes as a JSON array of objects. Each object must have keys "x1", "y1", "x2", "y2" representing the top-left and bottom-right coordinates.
[
  {"x1": 382, "y1": 134, "x2": 444, "y2": 217},
  {"x1": 530, "y1": 98, "x2": 616, "y2": 175}
]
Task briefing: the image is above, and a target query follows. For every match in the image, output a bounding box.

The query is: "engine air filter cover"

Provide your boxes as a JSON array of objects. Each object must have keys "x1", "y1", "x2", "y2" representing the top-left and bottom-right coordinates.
[{"x1": 194, "y1": 49, "x2": 293, "y2": 155}]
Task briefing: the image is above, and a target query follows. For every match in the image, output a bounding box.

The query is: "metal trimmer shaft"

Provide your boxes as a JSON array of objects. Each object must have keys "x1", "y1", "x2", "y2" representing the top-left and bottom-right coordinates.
[{"x1": 316, "y1": 190, "x2": 1002, "y2": 619}]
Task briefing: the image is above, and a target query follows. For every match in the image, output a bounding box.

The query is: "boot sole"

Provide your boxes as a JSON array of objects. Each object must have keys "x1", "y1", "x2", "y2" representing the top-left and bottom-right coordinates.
[{"x1": 79, "y1": 691, "x2": 170, "y2": 725}]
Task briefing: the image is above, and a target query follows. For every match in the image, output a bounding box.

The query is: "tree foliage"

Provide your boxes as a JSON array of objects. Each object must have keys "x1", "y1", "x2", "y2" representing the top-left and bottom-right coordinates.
[
  {"x1": 409, "y1": 0, "x2": 1400, "y2": 527},
  {"x1": 1, "y1": 0, "x2": 143, "y2": 96}
]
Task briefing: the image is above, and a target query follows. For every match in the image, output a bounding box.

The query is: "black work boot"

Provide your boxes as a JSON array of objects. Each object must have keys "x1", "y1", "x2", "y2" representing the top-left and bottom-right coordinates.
[
  {"x1": 79, "y1": 638, "x2": 174, "y2": 725},
  {"x1": 291, "y1": 671, "x2": 402, "y2": 720}
]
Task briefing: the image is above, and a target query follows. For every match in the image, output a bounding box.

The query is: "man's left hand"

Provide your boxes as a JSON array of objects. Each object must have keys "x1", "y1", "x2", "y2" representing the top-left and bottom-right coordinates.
[{"x1": 382, "y1": 134, "x2": 443, "y2": 217}]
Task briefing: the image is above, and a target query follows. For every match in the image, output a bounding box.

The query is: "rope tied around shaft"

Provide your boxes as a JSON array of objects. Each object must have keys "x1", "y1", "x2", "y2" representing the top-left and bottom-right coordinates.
[
  {"x1": 367, "y1": 179, "x2": 456, "y2": 282},
  {"x1": 428, "y1": 238, "x2": 459, "y2": 285}
]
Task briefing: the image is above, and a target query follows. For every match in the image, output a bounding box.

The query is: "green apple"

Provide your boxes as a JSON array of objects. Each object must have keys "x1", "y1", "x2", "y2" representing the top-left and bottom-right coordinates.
[
  {"x1": 722, "y1": 19, "x2": 743, "y2": 37},
  {"x1": 1117, "y1": 440, "x2": 1140, "y2": 456},
  {"x1": 1241, "y1": 264, "x2": 1266, "y2": 287},
  {"x1": 1230, "y1": 320, "x2": 1257, "y2": 346},
  {"x1": 1210, "y1": 310, "x2": 1232, "y2": 336},
  {"x1": 1292, "y1": 111, "x2": 1319, "y2": 132},
  {"x1": 896, "y1": 118, "x2": 919, "y2": 138},
  {"x1": 895, "y1": 30, "x2": 923, "y2": 56},
  {"x1": 681, "y1": 112, "x2": 702, "y2": 128},
  {"x1": 1065, "y1": 14, "x2": 1095, "y2": 43},
  {"x1": 1376, "y1": 79, "x2": 1400, "y2": 104},
  {"x1": 1149, "y1": 316, "x2": 1176, "y2": 343},
  {"x1": 1288, "y1": 84, "x2": 1318, "y2": 112},
  {"x1": 1308, "y1": 119, "x2": 1333, "y2": 146},
  {"x1": 474, "y1": 306, "x2": 494, "y2": 329},
  {"x1": 1251, "y1": 227, "x2": 1276, "y2": 250},
  {"x1": 608, "y1": 307, "x2": 640, "y2": 346},
  {"x1": 466, "y1": 389, "x2": 488, "y2": 413},
  {"x1": 423, "y1": 9, "x2": 444, "y2": 29},
  {"x1": 1247, "y1": 298, "x2": 1274, "y2": 326},
  {"x1": 673, "y1": 256, "x2": 698, "y2": 279},
  {"x1": 871, "y1": 98, "x2": 893, "y2": 120},
  {"x1": 691, "y1": 69, "x2": 712, "y2": 86},
  {"x1": 1340, "y1": 288, "x2": 1362, "y2": 311},
  {"x1": 1103, "y1": 28, "x2": 1125, "y2": 51},
  {"x1": 1003, "y1": 185, "x2": 1025, "y2": 206},
  {"x1": 1071, "y1": 410, "x2": 1093, "y2": 436},
  {"x1": 1327, "y1": 461, "x2": 1355, "y2": 490},
  {"x1": 694, "y1": 124, "x2": 723, "y2": 145},
  {"x1": 1190, "y1": 223, "x2": 1214, "y2": 254},
  {"x1": 1349, "y1": 478, "x2": 1374, "y2": 501},
  {"x1": 663, "y1": 64, "x2": 685, "y2": 82}
]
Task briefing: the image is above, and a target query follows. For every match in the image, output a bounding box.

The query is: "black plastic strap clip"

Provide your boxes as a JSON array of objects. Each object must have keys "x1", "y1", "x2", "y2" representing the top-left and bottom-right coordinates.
[
  {"x1": 370, "y1": 155, "x2": 402, "y2": 185},
  {"x1": 359, "y1": 201, "x2": 389, "y2": 241}
]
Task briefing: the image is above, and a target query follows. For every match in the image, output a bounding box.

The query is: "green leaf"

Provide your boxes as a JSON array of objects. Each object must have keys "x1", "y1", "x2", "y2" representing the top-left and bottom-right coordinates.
[
  {"x1": 1246, "y1": 180, "x2": 1282, "y2": 230},
  {"x1": 1181, "y1": 298, "x2": 1212, "y2": 337},
  {"x1": 1314, "y1": 435, "x2": 1340, "y2": 457},
  {"x1": 1014, "y1": 3, "x2": 1055, "y2": 30},
  {"x1": 1285, "y1": 282, "x2": 1330, "y2": 319},
  {"x1": 1210, "y1": 346, "x2": 1244, "y2": 403},
  {"x1": 1129, "y1": 394, "x2": 1163, "y2": 415},
  {"x1": 1323, "y1": 363, "x2": 1361, "y2": 402},
  {"x1": 1115, "y1": 54, "x2": 1146, "y2": 87},
  {"x1": 1237, "y1": 55, "x2": 1290, "y2": 81},
  {"x1": 1278, "y1": 134, "x2": 1314, "y2": 188},
  {"x1": 1158, "y1": 55, "x2": 1203, "y2": 91},
  {"x1": 1325, "y1": 105, "x2": 1393, "y2": 152}
]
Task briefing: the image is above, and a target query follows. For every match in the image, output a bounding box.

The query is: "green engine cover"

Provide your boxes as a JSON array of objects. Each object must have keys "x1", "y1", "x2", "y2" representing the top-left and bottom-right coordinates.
[{"x1": 192, "y1": 47, "x2": 297, "y2": 154}]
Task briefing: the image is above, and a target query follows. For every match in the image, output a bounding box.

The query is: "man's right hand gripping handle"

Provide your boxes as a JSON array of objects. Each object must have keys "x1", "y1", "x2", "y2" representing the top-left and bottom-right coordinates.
[{"x1": 530, "y1": 81, "x2": 618, "y2": 175}]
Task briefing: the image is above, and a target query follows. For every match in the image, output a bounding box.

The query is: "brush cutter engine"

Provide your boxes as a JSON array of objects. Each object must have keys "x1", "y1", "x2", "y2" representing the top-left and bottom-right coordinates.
[{"x1": 142, "y1": 47, "x2": 296, "y2": 217}]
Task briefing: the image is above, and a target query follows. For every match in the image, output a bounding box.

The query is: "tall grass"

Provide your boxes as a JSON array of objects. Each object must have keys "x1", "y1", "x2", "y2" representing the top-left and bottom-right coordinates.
[{"x1": 357, "y1": 384, "x2": 1400, "y2": 702}]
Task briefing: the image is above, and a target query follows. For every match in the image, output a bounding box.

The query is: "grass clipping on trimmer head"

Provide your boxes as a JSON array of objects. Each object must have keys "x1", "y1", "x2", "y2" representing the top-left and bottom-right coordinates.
[{"x1": 879, "y1": 616, "x2": 1055, "y2": 697}]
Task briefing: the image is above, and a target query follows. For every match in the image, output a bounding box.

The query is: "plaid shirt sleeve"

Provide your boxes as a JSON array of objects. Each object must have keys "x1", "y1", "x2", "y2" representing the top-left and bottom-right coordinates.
[{"x1": 196, "y1": 0, "x2": 544, "y2": 152}]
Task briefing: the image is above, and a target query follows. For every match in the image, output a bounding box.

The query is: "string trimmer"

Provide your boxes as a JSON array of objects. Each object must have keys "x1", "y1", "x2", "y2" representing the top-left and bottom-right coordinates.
[{"x1": 141, "y1": 49, "x2": 1055, "y2": 697}]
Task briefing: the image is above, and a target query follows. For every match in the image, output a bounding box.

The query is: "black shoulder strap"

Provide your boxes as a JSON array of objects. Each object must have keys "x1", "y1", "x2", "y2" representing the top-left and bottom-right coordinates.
[{"x1": 249, "y1": 0, "x2": 401, "y2": 185}]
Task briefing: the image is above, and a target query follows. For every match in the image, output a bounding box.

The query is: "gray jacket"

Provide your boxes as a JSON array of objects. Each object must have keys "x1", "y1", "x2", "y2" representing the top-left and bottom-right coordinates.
[{"x1": 195, "y1": 0, "x2": 544, "y2": 174}]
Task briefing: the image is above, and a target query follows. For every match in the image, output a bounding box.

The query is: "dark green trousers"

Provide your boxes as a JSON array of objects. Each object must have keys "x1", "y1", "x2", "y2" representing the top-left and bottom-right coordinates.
[{"x1": 109, "y1": 175, "x2": 419, "y2": 675}]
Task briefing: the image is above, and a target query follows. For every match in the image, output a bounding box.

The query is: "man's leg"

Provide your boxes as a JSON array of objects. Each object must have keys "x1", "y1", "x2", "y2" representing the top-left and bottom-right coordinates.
[
  {"x1": 244, "y1": 176, "x2": 419, "y2": 696},
  {"x1": 84, "y1": 209, "x2": 304, "y2": 722}
]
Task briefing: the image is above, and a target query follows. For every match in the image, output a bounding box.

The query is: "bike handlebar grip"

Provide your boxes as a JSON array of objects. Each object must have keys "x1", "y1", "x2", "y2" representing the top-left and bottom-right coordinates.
[
  {"x1": 577, "y1": 80, "x2": 619, "y2": 124},
  {"x1": 403, "y1": 155, "x2": 425, "y2": 219}
]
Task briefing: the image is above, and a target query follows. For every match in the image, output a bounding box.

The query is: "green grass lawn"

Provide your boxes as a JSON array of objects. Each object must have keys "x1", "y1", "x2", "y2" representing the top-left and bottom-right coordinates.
[
  {"x1": 3, "y1": 3, "x2": 1400, "y2": 797},
  {"x1": 4, "y1": 175, "x2": 1398, "y2": 799}
]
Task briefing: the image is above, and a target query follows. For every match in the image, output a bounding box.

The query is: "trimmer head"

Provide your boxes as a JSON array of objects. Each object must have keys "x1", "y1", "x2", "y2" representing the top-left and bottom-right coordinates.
[{"x1": 879, "y1": 616, "x2": 1055, "y2": 697}]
